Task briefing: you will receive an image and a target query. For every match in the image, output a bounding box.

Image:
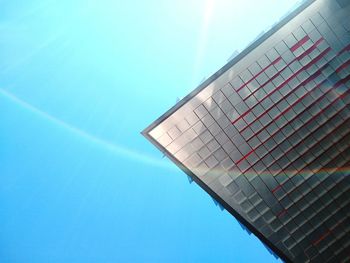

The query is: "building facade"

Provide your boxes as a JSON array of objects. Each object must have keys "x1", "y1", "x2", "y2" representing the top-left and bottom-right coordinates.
[{"x1": 143, "y1": 0, "x2": 350, "y2": 262}]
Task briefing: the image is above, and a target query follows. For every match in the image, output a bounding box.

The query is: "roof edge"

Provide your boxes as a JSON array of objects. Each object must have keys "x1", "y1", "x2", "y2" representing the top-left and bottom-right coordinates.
[{"x1": 142, "y1": 0, "x2": 317, "y2": 136}]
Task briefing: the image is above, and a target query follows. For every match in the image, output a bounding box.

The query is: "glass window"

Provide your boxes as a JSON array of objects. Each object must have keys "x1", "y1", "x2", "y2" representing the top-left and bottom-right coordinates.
[
  {"x1": 217, "y1": 114, "x2": 232, "y2": 130},
  {"x1": 221, "y1": 83, "x2": 234, "y2": 97},
  {"x1": 194, "y1": 104, "x2": 208, "y2": 119},
  {"x1": 232, "y1": 133, "x2": 245, "y2": 146},
  {"x1": 168, "y1": 125, "x2": 181, "y2": 140},
  {"x1": 256, "y1": 71, "x2": 269, "y2": 85},
  {"x1": 277, "y1": 100, "x2": 289, "y2": 112},
  {"x1": 302, "y1": 19, "x2": 315, "y2": 33},
  {"x1": 240, "y1": 69, "x2": 253, "y2": 83},
  {"x1": 221, "y1": 157, "x2": 235, "y2": 172},
  {"x1": 202, "y1": 113, "x2": 215, "y2": 128},
  {"x1": 322, "y1": 64, "x2": 335, "y2": 78},
  {"x1": 222, "y1": 140, "x2": 235, "y2": 154},
  {"x1": 282, "y1": 49, "x2": 295, "y2": 64},
  {"x1": 248, "y1": 136, "x2": 260, "y2": 149},
  {"x1": 205, "y1": 155, "x2": 219, "y2": 169},
  {"x1": 234, "y1": 118, "x2": 247, "y2": 132},
  {"x1": 265, "y1": 64, "x2": 278, "y2": 78},
  {"x1": 280, "y1": 83, "x2": 292, "y2": 97},
  {"x1": 264, "y1": 137, "x2": 277, "y2": 151},
  {"x1": 299, "y1": 54, "x2": 311, "y2": 66},
  {"x1": 199, "y1": 146, "x2": 211, "y2": 159},
  {"x1": 306, "y1": 64, "x2": 318, "y2": 76},
  {"x1": 228, "y1": 93, "x2": 243, "y2": 107},
  {"x1": 310, "y1": 12, "x2": 324, "y2": 27},
  {"x1": 297, "y1": 71, "x2": 310, "y2": 82},
  {"x1": 230, "y1": 76, "x2": 244, "y2": 91},
  {"x1": 253, "y1": 143, "x2": 266, "y2": 157},
  {"x1": 293, "y1": 27, "x2": 307, "y2": 41},
  {"x1": 295, "y1": 86, "x2": 307, "y2": 99},
  {"x1": 203, "y1": 97, "x2": 217, "y2": 111},
  {"x1": 229, "y1": 148, "x2": 243, "y2": 162},
  {"x1": 289, "y1": 78, "x2": 300, "y2": 91},
  {"x1": 235, "y1": 101, "x2": 249, "y2": 115},
  {"x1": 256, "y1": 200, "x2": 269, "y2": 214},
  {"x1": 192, "y1": 120, "x2": 206, "y2": 135},
  {"x1": 186, "y1": 109, "x2": 200, "y2": 126},
  {"x1": 315, "y1": 57, "x2": 327, "y2": 69},
  {"x1": 216, "y1": 131, "x2": 229, "y2": 145},
  {"x1": 269, "y1": 91, "x2": 282, "y2": 104},
  {"x1": 263, "y1": 82, "x2": 275, "y2": 94},
  {"x1": 257, "y1": 129, "x2": 270, "y2": 143},
  {"x1": 240, "y1": 198, "x2": 253, "y2": 212},
  {"x1": 254, "y1": 88, "x2": 267, "y2": 101},
  {"x1": 259, "y1": 113, "x2": 272, "y2": 125},
  {"x1": 236, "y1": 176, "x2": 255, "y2": 196},
  {"x1": 293, "y1": 101, "x2": 305, "y2": 115},
  {"x1": 273, "y1": 130, "x2": 285, "y2": 144},
  {"x1": 224, "y1": 124, "x2": 237, "y2": 138},
  {"x1": 191, "y1": 137, "x2": 205, "y2": 151},
  {"x1": 248, "y1": 62, "x2": 262, "y2": 76},
  {"x1": 243, "y1": 112, "x2": 256, "y2": 125},
  {"x1": 245, "y1": 95, "x2": 258, "y2": 108},
  {"x1": 241, "y1": 126, "x2": 254, "y2": 140},
  {"x1": 208, "y1": 122, "x2": 221, "y2": 136},
  {"x1": 271, "y1": 146, "x2": 284, "y2": 160},
  {"x1": 262, "y1": 154, "x2": 274, "y2": 167},
  {"x1": 259, "y1": 98, "x2": 272, "y2": 112},
  {"x1": 266, "y1": 48, "x2": 279, "y2": 62},
  {"x1": 280, "y1": 195, "x2": 293, "y2": 209},
  {"x1": 247, "y1": 79, "x2": 260, "y2": 93},
  {"x1": 279, "y1": 139, "x2": 292, "y2": 153},
  {"x1": 309, "y1": 45, "x2": 321, "y2": 60},
  {"x1": 212, "y1": 90, "x2": 226, "y2": 104},
  {"x1": 268, "y1": 106, "x2": 279, "y2": 119},
  {"x1": 218, "y1": 99, "x2": 233, "y2": 114},
  {"x1": 250, "y1": 119, "x2": 263, "y2": 131},
  {"x1": 275, "y1": 41, "x2": 289, "y2": 54},
  {"x1": 284, "y1": 33, "x2": 298, "y2": 48},
  {"x1": 272, "y1": 75, "x2": 284, "y2": 87},
  {"x1": 237, "y1": 159, "x2": 250, "y2": 173},
  {"x1": 289, "y1": 60, "x2": 302, "y2": 73},
  {"x1": 293, "y1": 44, "x2": 305, "y2": 57},
  {"x1": 290, "y1": 115, "x2": 302, "y2": 130},
  {"x1": 286, "y1": 149, "x2": 299, "y2": 163},
  {"x1": 199, "y1": 130, "x2": 213, "y2": 144},
  {"x1": 247, "y1": 208, "x2": 260, "y2": 222},
  {"x1": 317, "y1": 39, "x2": 329, "y2": 52},
  {"x1": 287, "y1": 205, "x2": 300, "y2": 222},
  {"x1": 275, "y1": 115, "x2": 288, "y2": 129},
  {"x1": 210, "y1": 106, "x2": 224, "y2": 119},
  {"x1": 308, "y1": 28, "x2": 322, "y2": 43},
  {"x1": 239, "y1": 142, "x2": 252, "y2": 156},
  {"x1": 207, "y1": 138, "x2": 220, "y2": 152},
  {"x1": 252, "y1": 107, "x2": 265, "y2": 121},
  {"x1": 257, "y1": 54, "x2": 270, "y2": 69},
  {"x1": 286, "y1": 93, "x2": 298, "y2": 105},
  {"x1": 238, "y1": 87, "x2": 251, "y2": 100},
  {"x1": 280, "y1": 67, "x2": 293, "y2": 80},
  {"x1": 275, "y1": 173, "x2": 288, "y2": 185},
  {"x1": 296, "y1": 121, "x2": 313, "y2": 138}
]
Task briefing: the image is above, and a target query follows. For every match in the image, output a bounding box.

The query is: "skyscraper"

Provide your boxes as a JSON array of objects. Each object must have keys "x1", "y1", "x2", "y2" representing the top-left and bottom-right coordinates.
[{"x1": 142, "y1": 0, "x2": 350, "y2": 262}]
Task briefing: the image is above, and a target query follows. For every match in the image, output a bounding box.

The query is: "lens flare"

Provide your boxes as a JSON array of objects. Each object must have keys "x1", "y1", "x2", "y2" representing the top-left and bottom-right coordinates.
[{"x1": 0, "y1": 88, "x2": 175, "y2": 171}]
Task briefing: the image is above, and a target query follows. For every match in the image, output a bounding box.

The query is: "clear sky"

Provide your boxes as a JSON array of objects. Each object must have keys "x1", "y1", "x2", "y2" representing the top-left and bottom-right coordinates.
[{"x1": 0, "y1": 1, "x2": 300, "y2": 262}]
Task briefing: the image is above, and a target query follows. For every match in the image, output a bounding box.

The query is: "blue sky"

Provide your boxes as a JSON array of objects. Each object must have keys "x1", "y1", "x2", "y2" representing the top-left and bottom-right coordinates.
[{"x1": 0, "y1": 1, "x2": 300, "y2": 262}]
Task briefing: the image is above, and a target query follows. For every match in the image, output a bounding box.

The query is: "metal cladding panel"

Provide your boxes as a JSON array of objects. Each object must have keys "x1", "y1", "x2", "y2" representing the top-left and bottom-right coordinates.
[{"x1": 143, "y1": 0, "x2": 350, "y2": 262}]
